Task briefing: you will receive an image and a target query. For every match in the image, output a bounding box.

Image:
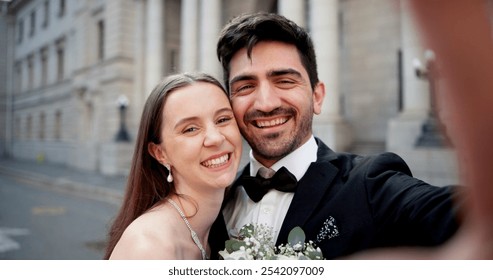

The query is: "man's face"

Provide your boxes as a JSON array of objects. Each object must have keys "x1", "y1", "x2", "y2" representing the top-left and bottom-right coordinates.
[{"x1": 228, "y1": 41, "x2": 325, "y2": 167}]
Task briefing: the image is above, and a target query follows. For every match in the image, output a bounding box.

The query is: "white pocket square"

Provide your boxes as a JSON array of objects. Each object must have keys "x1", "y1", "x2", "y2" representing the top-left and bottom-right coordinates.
[{"x1": 316, "y1": 216, "x2": 339, "y2": 243}]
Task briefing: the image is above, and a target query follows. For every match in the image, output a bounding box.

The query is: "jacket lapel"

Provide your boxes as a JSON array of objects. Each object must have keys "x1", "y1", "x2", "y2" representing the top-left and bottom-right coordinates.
[{"x1": 276, "y1": 139, "x2": 340, "y2": 245}]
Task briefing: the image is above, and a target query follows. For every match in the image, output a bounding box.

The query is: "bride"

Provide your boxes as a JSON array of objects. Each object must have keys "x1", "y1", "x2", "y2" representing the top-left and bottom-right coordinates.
[{"x1": 104, "y1": 73, "x2": 242, "y2": 259}]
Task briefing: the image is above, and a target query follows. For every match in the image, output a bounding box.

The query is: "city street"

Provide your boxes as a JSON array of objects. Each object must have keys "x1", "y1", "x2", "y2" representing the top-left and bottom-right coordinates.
[{"x1": 0, "y1": 173, "x2": 119, "y2": 260}]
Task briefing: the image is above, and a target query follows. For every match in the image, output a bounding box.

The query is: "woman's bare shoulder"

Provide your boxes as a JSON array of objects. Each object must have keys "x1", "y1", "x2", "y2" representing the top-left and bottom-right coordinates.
[{"x1": 109, "y1": 206, "x2": 181, "y2": 259}]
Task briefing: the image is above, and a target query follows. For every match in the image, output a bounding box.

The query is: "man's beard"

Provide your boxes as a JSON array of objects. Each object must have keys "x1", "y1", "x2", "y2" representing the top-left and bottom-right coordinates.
[{"x1": 245, "y1": 115, "x2": 313, "y2": 162}]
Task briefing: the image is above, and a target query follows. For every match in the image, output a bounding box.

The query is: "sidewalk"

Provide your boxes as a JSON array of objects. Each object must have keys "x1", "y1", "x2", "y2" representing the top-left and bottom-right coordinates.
[{"x1": 0, "y1": 157, "x2": 126, "y2": 205}]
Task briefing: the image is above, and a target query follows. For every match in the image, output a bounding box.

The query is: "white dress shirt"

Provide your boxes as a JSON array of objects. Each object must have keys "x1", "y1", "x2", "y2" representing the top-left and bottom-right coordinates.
[{"x1": 223, "y1": 136, "x2": 318, "y2": 243}]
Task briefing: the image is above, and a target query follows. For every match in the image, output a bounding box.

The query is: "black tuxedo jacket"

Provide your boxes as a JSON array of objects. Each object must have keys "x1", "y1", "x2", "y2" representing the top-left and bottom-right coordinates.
[{"x1": 209, "y1": 138, "x2": 459, "y2": 259}]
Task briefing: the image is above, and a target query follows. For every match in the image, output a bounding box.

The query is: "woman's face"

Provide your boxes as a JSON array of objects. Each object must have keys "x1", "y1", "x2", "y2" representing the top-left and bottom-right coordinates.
[{"x1": 159, "y1": 82, "x2": 242, "y2": 193}]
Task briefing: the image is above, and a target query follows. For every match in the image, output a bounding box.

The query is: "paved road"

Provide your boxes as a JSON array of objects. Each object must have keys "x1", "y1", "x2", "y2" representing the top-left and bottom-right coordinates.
[{"x1": 0, "y1": 174, "x2": 119, "y2": 259}]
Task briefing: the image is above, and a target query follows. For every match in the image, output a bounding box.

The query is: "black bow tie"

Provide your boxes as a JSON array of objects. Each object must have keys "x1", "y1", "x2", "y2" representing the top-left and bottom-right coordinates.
[{"x1": 238, "y1": 167, "x2": 298, "y2": 202}]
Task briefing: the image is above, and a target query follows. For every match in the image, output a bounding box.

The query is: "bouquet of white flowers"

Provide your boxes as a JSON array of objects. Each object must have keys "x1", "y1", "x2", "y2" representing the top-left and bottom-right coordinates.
[{"x1": 219, "y1": 224, "x2": 324, "y2": 260}]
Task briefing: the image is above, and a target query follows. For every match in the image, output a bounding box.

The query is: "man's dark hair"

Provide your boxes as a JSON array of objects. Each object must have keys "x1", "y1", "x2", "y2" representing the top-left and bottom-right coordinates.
[{"x1": 217, "y1": 12, "x2": 319, "y2": 94}]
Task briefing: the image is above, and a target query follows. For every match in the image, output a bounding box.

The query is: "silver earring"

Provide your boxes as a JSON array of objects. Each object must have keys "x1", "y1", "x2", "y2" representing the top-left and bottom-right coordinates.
[{"x1": 164, "y1": 164, "x2": 173, "y2": 183}]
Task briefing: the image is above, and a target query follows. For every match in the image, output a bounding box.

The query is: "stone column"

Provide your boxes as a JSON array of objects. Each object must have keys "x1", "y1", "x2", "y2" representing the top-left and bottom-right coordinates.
[
  {"x1": 309, "y1": 0, "x2": 351, "y2": 152},
  {"x1": 144, "y1": 0, "x2": 164, "y2": 96},
  {"x1": 387, "y1": 0, "x2": 429, "y2": 150},
  {"x1": 278, "y1": 0, "x2": 306, "y2": 28},
  {"x1": 181, "y1": 0, "x2": 198, "y2": 72},
  {"x1": 199, "y1": 0, "x2": 221, "y2": 79}
]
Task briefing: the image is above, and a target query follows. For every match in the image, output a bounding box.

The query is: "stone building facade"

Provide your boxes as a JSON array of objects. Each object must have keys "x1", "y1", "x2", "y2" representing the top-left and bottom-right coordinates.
[
  {"x1": 1, "y1": 1, "x2": 10, "y2": 158},
  {"x1": 3, "y1": 0, "x2": 482, "y2": 185}
]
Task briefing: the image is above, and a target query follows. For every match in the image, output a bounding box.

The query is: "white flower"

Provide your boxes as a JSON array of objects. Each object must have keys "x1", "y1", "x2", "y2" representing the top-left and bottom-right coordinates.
[
  {"x1": 273, "y1": 254, "x2": 299, "y2": 260},
  {"x1": 219, "y1": 224, "x2": 324, "y2": 260},
  {"x1": 219, "y1": 249, "x2": 252, "y2": 260}
]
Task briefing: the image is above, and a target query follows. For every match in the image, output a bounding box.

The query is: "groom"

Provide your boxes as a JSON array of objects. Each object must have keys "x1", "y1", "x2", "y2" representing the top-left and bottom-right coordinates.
[{"x1": 209, "y1": 12, "x2": 459, "y2": 259}]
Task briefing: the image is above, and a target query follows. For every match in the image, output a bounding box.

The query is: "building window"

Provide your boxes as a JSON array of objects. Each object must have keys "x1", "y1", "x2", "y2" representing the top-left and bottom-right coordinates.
[
  {"x1": 29, "y1": 10, "x2": 36, "y2": 37},
  {"x1": 43, "y1": 0, "x2": 50, "y2": 28},
  {"x1": 26, "y1": 115, "x2": 32, "y2": 140},
  {"x1": 40, "y1": 48, "x2": 48, "y2": 86},
  {"x1": 169, "y1": 49, "x2": 178, "y2": 73},
  {"x1": 39, "y1": 112, "x2": 46, "y2": 140},
  {"x1": 58, "y1": 0, "x2": 65, "y2": 17},
  {"x1": 56, "y1": 39, "x2": 65, "y2": 82},
  {"x1": 97, "y1": 20, "x2": 104, "y2": 61},
  {"x1": 15, "y1": 62, "x2": 22, "y2": 93},
  {"x1": 54, "y1": 110, "x2": 62, "y2": 140},
  {"x1": 15, "y1": 117, "x2": 21, "y2": 139},
  {"x1": 57, "y1": 48, "x2": 64, "y2": 81},
  {"x1": 83, "y1": 103, "x2": 94, "y2": 141},
  {"x1": 17, "y1": 20, "x2": 23, "y2": 44},
  {"x1": 27, "y1": 55, "x2": 34, "y2": 90}
]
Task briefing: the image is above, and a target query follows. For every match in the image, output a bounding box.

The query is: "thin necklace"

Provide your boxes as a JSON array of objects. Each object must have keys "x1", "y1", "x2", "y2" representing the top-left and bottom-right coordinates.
[{"x1": 166, "y1": 198, "x2": 208, "y2": 260}]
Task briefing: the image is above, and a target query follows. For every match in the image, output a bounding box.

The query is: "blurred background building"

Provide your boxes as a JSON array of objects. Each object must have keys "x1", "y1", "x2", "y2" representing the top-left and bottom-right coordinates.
[{"x1": 2, "y1": 0, "x2": 481, "y2": 185}]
